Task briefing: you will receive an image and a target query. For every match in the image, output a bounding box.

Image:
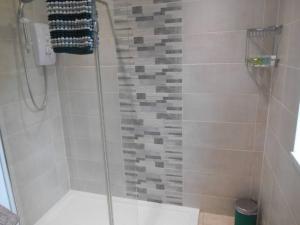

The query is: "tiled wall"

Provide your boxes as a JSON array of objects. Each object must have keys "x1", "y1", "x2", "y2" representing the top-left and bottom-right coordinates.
[
  {"x1": 180, "y1": 0, "x2": 276, "y2": 215},
  {"x1": 57, "y1": 0, "x2": 275, "y2": 216},
  {"x1": 260, "y1": 0, "x2": 300, "y2": 225},
  {"x1": 113, "y1": 0, "x2": 184, "y2": 204},
  {"x1": 0, "y1": 1, "x2": 69, "y2": 225},
  {"x1": 0, "y1": 0, "x2": 296, "y2": 223},
  {"x1": 56, "y1": 2, "x2": 126, "y2": 197},
  {"x1": 1, "y1": 0, "x2": 296, "y2": 223}
]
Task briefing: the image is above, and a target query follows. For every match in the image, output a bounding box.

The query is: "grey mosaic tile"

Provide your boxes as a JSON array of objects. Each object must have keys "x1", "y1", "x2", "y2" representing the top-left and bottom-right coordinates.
[
  {"x1": 132, "y1": 6, "x2": 143, "y2": 14},
  {"x1": 113, "y1": 0, "x2": 183, "y2": 205}
]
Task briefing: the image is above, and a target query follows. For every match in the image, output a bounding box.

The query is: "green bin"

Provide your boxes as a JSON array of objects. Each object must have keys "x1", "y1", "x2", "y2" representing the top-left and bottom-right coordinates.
[{"x1": 234, "y1": 199, "x2": 257, "y2": 225}]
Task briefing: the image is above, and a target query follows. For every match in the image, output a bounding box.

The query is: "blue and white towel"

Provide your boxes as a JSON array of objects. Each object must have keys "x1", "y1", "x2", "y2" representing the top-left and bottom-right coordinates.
[{"x1": 46, "y1": 0, "x2": 98, "y2": 54}]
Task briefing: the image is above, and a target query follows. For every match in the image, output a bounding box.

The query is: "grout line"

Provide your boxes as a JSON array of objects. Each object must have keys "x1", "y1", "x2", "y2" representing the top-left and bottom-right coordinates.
[
  {"x1": 182, "y1": 30, "x2": 248, "y2": 35},
  {"x1": 182, "y1": 92, "x2": 260, "y2": 96},
  {"x1": 276, "y1": 0, "x2": 281, "y2": 25},
  {"x1": 185, "y1": 192, "x2": 237, "y2": 201},
  {"x1": 182, "y1": 169, "x2": 259, "y2": 178},
  {"x1": 277, "y1": 63, "x2": 300, "y2": 71},
  {"x1": 280, "y1": 17, "x2": 300, "y2": 26},
  {"x1": 0, "y1": 92, "x2": 59, "y2": 108},
  {"x1": 268, "y1": 121, "x2": 294, "y2": 154},
  {"x1": 2, "y1": 112, "x2": 61, "y2": 138},
  {"x1": 271, "y1": 94, "x2": 298, "y2": 119},
  {"x1": 182, "y1": 120, "x2": 256, "y2": 125},
  {"x1": 183, "y1": 145, "x2": 262, "y2": 153},
  {"x1": 250, "y1": 91, "x2": 261, "y2": 200},
  {"x1": 268, "y1": 124, "x2": 300, "y2": 176},
  {"x1": 262, "y1": 0, "x2": 267, "y2": 26},
  {"x1": 61, "y1": 62, "x2": 247, "y2": 69}
]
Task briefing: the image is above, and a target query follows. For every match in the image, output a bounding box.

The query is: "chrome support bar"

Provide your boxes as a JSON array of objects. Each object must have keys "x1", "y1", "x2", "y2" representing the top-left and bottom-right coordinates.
[{"x1": 94, "y1": 1, "x2": 115, "y2": 225}]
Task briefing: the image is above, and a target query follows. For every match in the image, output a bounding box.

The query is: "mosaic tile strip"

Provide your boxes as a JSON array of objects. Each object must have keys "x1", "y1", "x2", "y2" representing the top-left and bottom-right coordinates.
[{"x1": 113, "y1": 0, "x2": 183, "y2": 205}]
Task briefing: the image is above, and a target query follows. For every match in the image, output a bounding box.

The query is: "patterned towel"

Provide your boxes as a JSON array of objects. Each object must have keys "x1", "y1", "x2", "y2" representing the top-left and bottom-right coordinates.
[
  {"x1": 0, "y1": 205, "x2": 19, "y2": 225},
  {"x1": 46, "y1": 0, "x2": 98, "y2": 54}
]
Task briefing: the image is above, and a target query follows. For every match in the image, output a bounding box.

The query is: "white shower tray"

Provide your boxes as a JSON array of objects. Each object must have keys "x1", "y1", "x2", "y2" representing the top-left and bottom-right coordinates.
[{"x1": 34, "y1": 190, "x2": 199, "y2": 225}]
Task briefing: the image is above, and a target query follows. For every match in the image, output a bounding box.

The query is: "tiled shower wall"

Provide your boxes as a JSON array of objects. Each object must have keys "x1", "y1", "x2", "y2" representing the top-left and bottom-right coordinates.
[
  {"x1": 1, "y1": 0, "x2": 297, "y2": 224},
  {"x1": 0, "y1": 1, "x2": 69, "y2": 225},
  {"x1": 260, "y1": 0, "x2": 300, "y2": 225},
  {"x1": 180, "y1": 0, "x2": 279, "y2": 214},
  {"x1": 113, "y1": 0, "x2": 184, "y2": 204},
  {"x1": 57, "y1": 0, "x2": 278, "y2": 216},
  {"x1": 56, "y1": 3, "x2": 126, "y2": 196}
]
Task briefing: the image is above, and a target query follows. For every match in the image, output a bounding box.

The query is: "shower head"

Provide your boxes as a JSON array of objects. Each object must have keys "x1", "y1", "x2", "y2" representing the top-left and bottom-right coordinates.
[{"x1": 18, "y1": 0, "x2": 34, "y2": 17}]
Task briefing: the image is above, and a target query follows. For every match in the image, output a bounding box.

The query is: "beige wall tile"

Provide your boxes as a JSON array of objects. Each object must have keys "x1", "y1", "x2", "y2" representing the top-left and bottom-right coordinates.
[
  {"x1": 59, "y1": 53, "x2": 96, "y2": 67},
  {"x1": 183, "y1": 93, "x2": 258, "y2": 123},
  {"x1": 282, "y1": 68, "x2": 300, "y2": 114},
  {"x1": 63, "y1": 67, "x2": 98, "y2": 92},
  {"x1": 101, "y1": 66, "x2": 119, "y2": 93},
  {"x1": 183, "y1": 171, "x2": 251, "y2": 198},
  {"x1": 0, "y1": 40, "x2": 20, "y2": 73},
  {"x1": 287, "y1": 21, "x2": 300, "y2": 68},
  {"x1": 263, "y1": 0, "x2": 280, "y2": 26},
  {"x1": 68, "y1": 137, "x2": 103, "y2": 162},
  {"x1": 70, "y1": 178, "x2": 106, "y2": 194},
  {"x1": 183, "y1": 31, "x2": 245, "y2": 64},
  {"x1": 183, "y1": 64, "x2": 258, "y2": 94},
  {"x1": 254, "y1": 122, "x2": 267, "y2": 151},
  {"x1": 271, "y1": 66, "x2": 286, "y2": 102},
  {"x1": 259, "y1": 160, "x2": 274, "y2": 225},
  {"x1": 69, "y1": 92, "x2": 99, "y2": 116},
  {"x1": 277, "y1": 25, "x2": 290, "y2": 65},
  {"x1": 184, "y1": 193, "x2": 236, "y2": 216},
  {"x1": 260, "y1": 1, "x2": 300, "y2": 223},
  {"x1": 0, "y1": 74, "x2": 19, "y2": 106},
  {"x1": 278, "y1": 0, "x2": 300, "y2": 24},
  {"x1": 183, "y1": 147, "x2": 257, "y2": 176},
  {"x1": 268, "y1": 184, "x2": 297, "y2": 225},
  {"x1": 183, "y1": 121, "x2": 254, "y2": 150},
  {"x1": 182, "y1": 0, "x2": 264, "y2": 34},
  {"x1": 69, "y1": 115, "x2": 101, "y2": 139}
]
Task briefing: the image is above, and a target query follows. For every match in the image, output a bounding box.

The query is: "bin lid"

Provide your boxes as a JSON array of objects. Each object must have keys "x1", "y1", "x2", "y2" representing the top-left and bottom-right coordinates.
[{"x1": 235, "y1": 199, "x2": 258, "y2": 216}]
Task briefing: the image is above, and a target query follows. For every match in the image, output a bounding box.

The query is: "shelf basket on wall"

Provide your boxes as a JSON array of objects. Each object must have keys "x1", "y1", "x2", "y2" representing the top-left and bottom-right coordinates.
[{"x1": 245, "y1": 25, "x2": 283, "y2": 69}]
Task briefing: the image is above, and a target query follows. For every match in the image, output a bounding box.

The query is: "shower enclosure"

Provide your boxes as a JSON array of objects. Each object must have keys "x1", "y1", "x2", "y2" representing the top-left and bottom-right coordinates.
[
  {"x1": 0, "y1": 0, "x2": 198, "y2": 224},
  {"x1": 0, "y1": 0, "x2": 279, "y2": 224}
]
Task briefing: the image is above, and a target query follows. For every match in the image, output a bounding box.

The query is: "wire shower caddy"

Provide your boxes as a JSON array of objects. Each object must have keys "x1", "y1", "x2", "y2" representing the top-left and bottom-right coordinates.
[{"x1": 245, "y1": 25, "x2": 283, "y2": 68}]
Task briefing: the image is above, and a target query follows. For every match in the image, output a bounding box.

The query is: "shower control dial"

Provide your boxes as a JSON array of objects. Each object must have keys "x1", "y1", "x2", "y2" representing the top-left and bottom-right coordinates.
[{"x1": 30, "y1": 23, "x2": 56, "y2": 66}]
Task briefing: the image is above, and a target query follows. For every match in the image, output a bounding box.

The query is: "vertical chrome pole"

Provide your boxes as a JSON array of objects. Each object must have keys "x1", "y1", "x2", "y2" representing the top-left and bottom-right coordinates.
[
  {"x1": 94, "y1": 29, "x2": 115, "y2": 225},
  {"x1": 94, "y1": 47, "x2": 115, "y2": 225}
]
